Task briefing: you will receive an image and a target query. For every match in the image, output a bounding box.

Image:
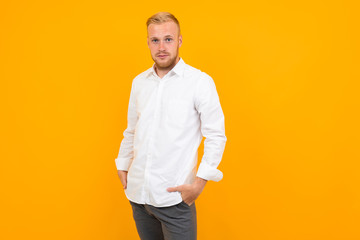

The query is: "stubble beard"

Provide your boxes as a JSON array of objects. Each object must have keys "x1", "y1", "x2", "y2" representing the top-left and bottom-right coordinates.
[{"x1": 153, "y1": 47, "x2": 179, "y2": 71}]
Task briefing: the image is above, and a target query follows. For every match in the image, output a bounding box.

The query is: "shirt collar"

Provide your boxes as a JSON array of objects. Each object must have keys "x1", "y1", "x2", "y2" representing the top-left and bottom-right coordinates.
[{"x1": 147, "y1": 57, "x2": 186, "y2": 78}]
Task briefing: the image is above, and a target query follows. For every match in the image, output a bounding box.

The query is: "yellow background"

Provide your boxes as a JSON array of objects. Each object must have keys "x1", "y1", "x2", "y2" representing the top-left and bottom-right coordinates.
[{"x1": 1, "y1": 0, "x2": 359, "y2": 239}]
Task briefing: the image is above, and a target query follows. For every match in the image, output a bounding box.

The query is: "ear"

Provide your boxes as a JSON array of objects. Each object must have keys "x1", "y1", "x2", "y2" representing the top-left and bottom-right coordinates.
[
  {"x1": 147, "y1": 37, "x2": 150, "y2": 48},
  {"x1": 179, "y1": 34, "x2": 183, "y2": 47}
]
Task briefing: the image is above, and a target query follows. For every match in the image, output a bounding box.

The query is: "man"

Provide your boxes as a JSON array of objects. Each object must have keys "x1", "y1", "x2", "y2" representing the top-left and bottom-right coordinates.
[{"x1": 115, "y1": 12, "x2": 227, "y2": 240}]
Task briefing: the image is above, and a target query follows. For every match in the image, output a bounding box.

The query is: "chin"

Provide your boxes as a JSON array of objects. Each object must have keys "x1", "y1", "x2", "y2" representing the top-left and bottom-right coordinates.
[
  {"x1": 156, "y1": 60, "x2": 172, "y2": 68},
  {"x1": 158, "y1": 63, "x2": 171, "y2": 68}
]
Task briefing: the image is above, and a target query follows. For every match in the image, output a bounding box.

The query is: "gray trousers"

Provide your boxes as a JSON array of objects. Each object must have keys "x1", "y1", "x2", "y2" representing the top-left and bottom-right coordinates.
[{"x1": 129, "y1": 201, "x2": 197, "y2": 240}]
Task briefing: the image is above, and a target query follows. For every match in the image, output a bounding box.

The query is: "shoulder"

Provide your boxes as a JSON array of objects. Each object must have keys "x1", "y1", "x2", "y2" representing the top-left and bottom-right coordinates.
[
  {"x1": 134, "y1": 67, "x2": 152, "y2": 81},
  {"x1": 184, "y1": 64, "x2": 218, "y2": 106},
  {"x1": 129, "y1": 67, "x2": 153, "y2": 88},
  {"x1": 183, "y1": 63, "x2": 214, "y2": 86},
  {"x1": 190, "y1": 68, "x2": 215, "y2": 90}
]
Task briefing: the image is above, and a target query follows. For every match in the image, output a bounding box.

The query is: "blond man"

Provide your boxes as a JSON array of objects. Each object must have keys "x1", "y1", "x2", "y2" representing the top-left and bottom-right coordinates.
[{"x1": 115, "y1": 12, "x2": 227, "y2": 240}]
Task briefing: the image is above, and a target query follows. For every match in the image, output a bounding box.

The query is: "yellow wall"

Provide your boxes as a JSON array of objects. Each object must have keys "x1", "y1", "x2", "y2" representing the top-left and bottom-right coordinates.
[{"x1": 1, "y1": 1, "x2": 359, "y2": 239}]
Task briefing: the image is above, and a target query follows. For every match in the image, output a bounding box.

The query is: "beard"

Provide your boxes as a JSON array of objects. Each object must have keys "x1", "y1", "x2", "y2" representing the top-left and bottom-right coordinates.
[{"x1": 152, "y1": 48, "x2": 179, "y2": 70}]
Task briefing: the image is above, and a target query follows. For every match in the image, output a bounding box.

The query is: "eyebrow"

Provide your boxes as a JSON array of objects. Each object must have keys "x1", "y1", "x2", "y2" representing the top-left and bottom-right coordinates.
[{"x1": 150, "y1": 35, "x2": 174, "y2": 40}]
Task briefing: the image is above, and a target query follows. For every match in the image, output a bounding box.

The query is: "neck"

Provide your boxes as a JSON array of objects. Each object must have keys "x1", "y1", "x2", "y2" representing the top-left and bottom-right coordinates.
[{"x1": 155, "y1": 56, "x2": 180, "y2": 79}]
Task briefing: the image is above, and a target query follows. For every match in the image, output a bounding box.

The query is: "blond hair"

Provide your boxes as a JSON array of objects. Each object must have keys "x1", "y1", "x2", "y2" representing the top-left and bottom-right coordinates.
[{"x1": 146, "y1": 12, "x2": 181, "y2": 35}]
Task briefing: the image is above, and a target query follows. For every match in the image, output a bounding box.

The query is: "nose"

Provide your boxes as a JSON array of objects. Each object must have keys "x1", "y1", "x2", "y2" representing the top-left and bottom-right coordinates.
[{"x1": 159, "y1": 40, "x2": 165, "y2": 51}]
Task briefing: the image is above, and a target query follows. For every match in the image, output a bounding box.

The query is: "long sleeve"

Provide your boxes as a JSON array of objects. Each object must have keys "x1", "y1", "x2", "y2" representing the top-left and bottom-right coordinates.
[
  {"x1": 195, "y1": 73, "x2": 227, "y2": 182},
  {"x1": 115, "y1": 80, "x2": 138, "y2": 171}
]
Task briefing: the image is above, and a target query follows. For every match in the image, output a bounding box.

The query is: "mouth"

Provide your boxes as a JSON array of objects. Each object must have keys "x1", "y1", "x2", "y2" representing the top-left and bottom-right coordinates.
[{"x1": 157, "y1": 54, "x2": 168, "y2": 59}]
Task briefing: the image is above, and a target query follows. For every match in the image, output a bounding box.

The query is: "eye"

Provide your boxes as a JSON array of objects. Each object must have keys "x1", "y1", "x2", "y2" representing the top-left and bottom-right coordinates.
[
  {"x1": 152, "y1": 39, "x2": 158, "y2": 43},
  {"x1": 165, "y1": 38, "x2": 173, "y2": 42}
]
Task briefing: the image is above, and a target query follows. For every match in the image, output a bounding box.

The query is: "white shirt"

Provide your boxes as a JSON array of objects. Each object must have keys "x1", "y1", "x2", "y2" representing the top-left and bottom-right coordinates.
[{"x1": 115, "y1": 57, "x2": 227, "y2": 207}]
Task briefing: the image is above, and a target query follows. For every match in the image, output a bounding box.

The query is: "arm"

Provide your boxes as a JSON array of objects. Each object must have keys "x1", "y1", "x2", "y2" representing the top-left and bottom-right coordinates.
[
  {"x1": 167, "y1": 73, "x2": 227, "y2": 205},
  {"x1": 115, "y1": 80, "x2": 138, "y2": 189},
  {"x1": 195, "y1": 73, "x2": 227, "y2": 182}
]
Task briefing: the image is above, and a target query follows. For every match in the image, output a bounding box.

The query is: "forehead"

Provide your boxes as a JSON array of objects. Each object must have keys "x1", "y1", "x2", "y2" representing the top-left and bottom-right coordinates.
[{"x1": 147, "y1": 21, "x2": 179, "y2": 38}]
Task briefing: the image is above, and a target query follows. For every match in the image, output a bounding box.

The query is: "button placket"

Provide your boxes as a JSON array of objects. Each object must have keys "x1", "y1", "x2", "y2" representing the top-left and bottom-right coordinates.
[{"x1": 144, "y1": 78, "x2": 165, "y2": 203}]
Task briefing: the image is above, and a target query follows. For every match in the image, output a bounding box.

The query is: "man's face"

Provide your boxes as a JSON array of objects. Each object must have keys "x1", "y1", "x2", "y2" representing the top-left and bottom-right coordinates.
[{"x1": 147, "y1": 21, "x2": 182, "y2": 70}]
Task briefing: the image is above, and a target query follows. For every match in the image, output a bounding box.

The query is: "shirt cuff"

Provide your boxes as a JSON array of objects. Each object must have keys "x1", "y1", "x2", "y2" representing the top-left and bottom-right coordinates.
[
  {"x1": 115, "y1": 158, "x2": 131, "y2": 171},
  {"x1": 196, "y1": 162, "x2": 223, "y2": 182}
]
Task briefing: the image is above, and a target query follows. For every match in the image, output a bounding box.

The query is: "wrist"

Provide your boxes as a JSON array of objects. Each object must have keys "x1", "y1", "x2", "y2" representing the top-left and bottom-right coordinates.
[{"x1": 194, "y1": 177, "x2": 207, "y2": 190}]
